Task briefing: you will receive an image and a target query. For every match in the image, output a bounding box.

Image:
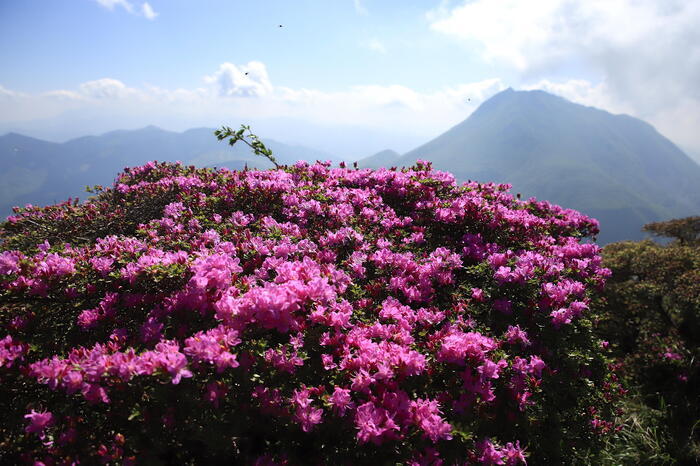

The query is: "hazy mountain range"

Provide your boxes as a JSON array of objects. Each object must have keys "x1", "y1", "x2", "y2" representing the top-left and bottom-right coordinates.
[
  {"x1": 0, "y1": 116, "x2": 427, "y2": 161},
  {"x1": 2, "y1": 89, "x2": 699, "y2": 244},
  {"x1": 0, "y1": 126, "x2": 338, "y2": 218}
]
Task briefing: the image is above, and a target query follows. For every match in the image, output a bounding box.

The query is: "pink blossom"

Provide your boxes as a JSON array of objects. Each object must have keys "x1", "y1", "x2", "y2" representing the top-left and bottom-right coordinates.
[
  {"x1": 24, "y1": 409, "x2": 54, "y2": 437},
  {"x1": 437, "y1": 331, "x2": 497, "y2": 364},
  {"x1": 329, "y1": 387, "x2": 353, "y2": 416},
  {"x1": 411, "y1": 398, "x2": 453, "y2": 442},
  {"x1": 90, "y1": 256, "x2": 114, "y2": 276},
  {"x1": 472, "y1": 287, "x2": 485, "y2": 301},
  {"x1": 354, "y1": 401, "x2": 400, "y2": 445},
  {"x1": 477, "y1": 438, "x2": 505, "y2": 465},
  {"x1": 0, "y1": 251, "x2": 22, "y2": 275},
  {"x1": 505, "y1": 326, "x2": 531, "y2": 346},
  {"x1": 502, "y1": 441, "x2": 527, "y2": 465},
  {"x1": 0, "y1": 335, "x2": 26, "y2": 368},
  {"x1": 36, "y1": 253, "x2": 75, "y2": 277}
]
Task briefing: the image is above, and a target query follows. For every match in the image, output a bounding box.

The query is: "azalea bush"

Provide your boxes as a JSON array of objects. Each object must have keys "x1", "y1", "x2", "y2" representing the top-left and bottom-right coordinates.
[{"x1": 0, "y1": 160, "x2": 621, "y2": 464}]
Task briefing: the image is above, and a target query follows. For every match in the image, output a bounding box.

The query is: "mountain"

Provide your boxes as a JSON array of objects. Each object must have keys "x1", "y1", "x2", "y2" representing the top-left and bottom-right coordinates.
[
  {"x1": 0, "y1": 126, "x2": 339, "y2": 219},
  {"x1": 396, "y1": 89, "x2": 700, "y2": 244},
  {"x1": 357, "y1": 149, "x2": 401, "y2": 169},
  {"x1": 0, "y1": 133, "x2": 68, "y2": 212}
]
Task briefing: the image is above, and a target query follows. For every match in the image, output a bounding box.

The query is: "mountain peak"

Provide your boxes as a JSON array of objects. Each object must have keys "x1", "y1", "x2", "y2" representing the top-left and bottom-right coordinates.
[
  {"x1": 0, "y1": 132, "x2": 54, "y2": 146},
  {"x1": 399, "y1": 89, "x2": 700, "y2": 244},
  {"x1": 371, "y1": 149, "x2": 399, "y2": 158},
  {"x1": 98, "y1": 125, "x2": 168, "y2": 138},
  {"x1": 134, "y1": 125, "x2": 167, "y2": 133},
  {"x1": 357, "y1": 149, "x2": 401, "y2": 169},
  {"x1": 2, "y1": 132, "x2": 32, "y2": 140},
  {"x1": 487, "y1": 88, "x2": 565, "y2": 105}
]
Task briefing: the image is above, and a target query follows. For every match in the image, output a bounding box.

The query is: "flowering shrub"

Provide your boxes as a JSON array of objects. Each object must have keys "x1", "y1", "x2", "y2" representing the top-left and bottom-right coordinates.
[{"x1": 0, "y1": 160, "x2": 619, "y2": 464}]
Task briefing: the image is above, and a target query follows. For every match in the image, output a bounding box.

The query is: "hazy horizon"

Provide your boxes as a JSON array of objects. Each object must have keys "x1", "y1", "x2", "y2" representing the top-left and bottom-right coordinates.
[{"x1": 3, "y1": 93, "x2": 700, "y2": 164}]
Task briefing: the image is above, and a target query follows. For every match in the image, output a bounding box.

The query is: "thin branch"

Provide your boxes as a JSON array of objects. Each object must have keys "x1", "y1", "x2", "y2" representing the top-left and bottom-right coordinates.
[{"x1": 215, "y1": 125, "x2": 280, "y2": 169}]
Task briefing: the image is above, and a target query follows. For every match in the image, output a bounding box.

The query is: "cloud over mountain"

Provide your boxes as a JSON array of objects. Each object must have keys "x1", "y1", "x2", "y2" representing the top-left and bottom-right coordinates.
[{"x1": 429, "y1": 0, "x2": 700, "y2": 157}]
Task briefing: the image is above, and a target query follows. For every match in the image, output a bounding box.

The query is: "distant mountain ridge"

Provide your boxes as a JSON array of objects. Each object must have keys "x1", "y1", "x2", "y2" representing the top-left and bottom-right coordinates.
[
  {"x1": 390, "y1": 89, "x2": 700, "y2": 243},
  {"x1": 0, "y1": 126, "x2": 338, "y2": 218}
]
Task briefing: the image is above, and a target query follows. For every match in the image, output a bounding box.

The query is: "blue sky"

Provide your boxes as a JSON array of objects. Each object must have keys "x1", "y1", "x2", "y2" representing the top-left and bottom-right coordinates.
[
  {"x1": 0, "y1": 1, "x2": 508, "y2": 92},
  {"x1": 1, "y1": 0, "x2": 699, "y2": 159}
]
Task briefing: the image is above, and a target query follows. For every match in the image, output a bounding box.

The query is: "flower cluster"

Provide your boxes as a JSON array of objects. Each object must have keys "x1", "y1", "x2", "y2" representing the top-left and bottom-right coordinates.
[{"x1": 0, "y1": 160, "x2": 618, "y2": 464}]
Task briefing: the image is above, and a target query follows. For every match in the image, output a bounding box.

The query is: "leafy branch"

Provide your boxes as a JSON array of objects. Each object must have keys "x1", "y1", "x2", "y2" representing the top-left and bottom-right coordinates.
[{"x1": 214, "y1": 125, "x2": 280, "y2": 169}]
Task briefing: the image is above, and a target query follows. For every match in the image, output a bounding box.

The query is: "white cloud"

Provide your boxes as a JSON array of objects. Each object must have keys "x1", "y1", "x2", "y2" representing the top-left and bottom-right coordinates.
[
  {"x1": 94, "y1": 0, "x2": 158, "y2": 20},
  {"x1": 428, "y1": 0, "x2": 700, "y2": 74},
  {"x1": 643, "y1": 100, "x2": 700, "y2": 162},
  {"x1": 353, "y1": 0, "x2": 368, "y2": 15},
  {"x1": 95, "y1": 0, "x2": 134, "y2": 13},
  {"x1": 0, "y1": 84, "x2": 23, "y2": 100},
  {"x1": 142, "y1": 2, "x2": 158, "y2": 20},
  {"x1": 521, "y1": 79, "x2": 633, "y2": 115},
  {"x1": 364, "y1": 39, "x2": 387, "y2": 54},
  {"x1": 353, "y1": 85, "x2": 423, "y2": 110},
  {"x1": 203, "y1": 62, "x2": 274, "y2": 98},
  {"x1": 42, "y1": 90, "x2": 85, "y2": 101},
  {"x1": 271, "y1": 77, "x2": 506, "y2": 132},
  {"x1": 430, "y1": 0, "x2": 566, "y2": 71},
  {"x1": 79, "y1": 78, "x2": 137, "y2": 100}
]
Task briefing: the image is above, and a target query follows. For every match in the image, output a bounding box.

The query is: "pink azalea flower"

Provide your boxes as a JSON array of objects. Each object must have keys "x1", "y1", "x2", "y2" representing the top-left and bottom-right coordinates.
[{"x1": 24, "y1": 409, "x2": 54, "y2": 437}]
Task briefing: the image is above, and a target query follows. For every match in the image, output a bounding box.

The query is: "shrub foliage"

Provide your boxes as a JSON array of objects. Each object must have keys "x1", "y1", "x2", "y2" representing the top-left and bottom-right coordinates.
[{"x1": 597, "y1": 217, "x2": 700, "y2": 462}]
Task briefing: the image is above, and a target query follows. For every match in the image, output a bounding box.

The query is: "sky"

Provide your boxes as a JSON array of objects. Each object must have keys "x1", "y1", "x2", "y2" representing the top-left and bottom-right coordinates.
[{"x1": 1, "y1": 0, "x2": 699, "y2": 160}]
